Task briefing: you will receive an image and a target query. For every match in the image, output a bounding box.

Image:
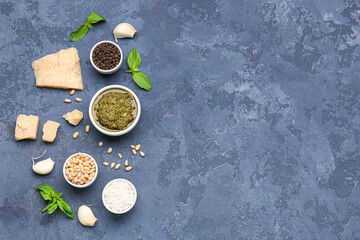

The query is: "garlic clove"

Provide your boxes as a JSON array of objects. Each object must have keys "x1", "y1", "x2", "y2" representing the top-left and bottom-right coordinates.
[
  {"x1": 32, "y1": 158, "x2": 55, "y2": 175},
  {"x1": 113, "y1": 23, "x2": 137, "y2": 42},
  {"x1": 78, "y1": 205, "x2": 97, "y2": 227}
]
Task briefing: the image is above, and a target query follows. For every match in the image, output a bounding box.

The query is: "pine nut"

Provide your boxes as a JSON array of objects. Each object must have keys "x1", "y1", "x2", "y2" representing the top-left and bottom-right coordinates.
[
  {"x1": 98, "y1": 141, "x2": 104, "y2": 147},
  {"x1": 115, "y1": 164, "x2": 121, "y2": 170},
  {"x1": 110, "y1": 162, "x2": 115, "y2": 168},
  {"x1": 140, "y1": 151, "x2": 145, "y2": 157},
  {"x1": 125, "y1": 166, "x2": 133, "y2": 172},
  {"x1": 130, "y1": 145, "x2": 135, "y2": 149},
  {"x1": 118, "y1": 153, "x2": 122, "y2": 159},
  {"x1": 135, "y1": 144, "x2": 141, "y2": 151},
  {"x1": 65, "y1": 99, "x2": 71, "y2": 103},
  {"x1": 75, "y1": 97, "x2": 82, "y2": 102},
  {"x1": 125, "y1": 160, "x2": 128, "y2": 167},
  {"x1": 86, "y1": 125, "x2": 90, "y2": 132},
  {"x1": 70, "y1": 89, "x2": 75, "y2": 95},
  {"x1": 73, "y1": 132, "x2": 79, "y2": 139},
  {"x1": 65, "y1": 153, "x2": 96, "y2": 185},
  {"x1": 103, "y1": 162, "x2": 109, "y2": 166},
  {"x1": 107, "y1": 147, "x2": 112, "y2": 154},
  {"x1": 132, "y1": 149, "x2": 136, "y2": 155}
]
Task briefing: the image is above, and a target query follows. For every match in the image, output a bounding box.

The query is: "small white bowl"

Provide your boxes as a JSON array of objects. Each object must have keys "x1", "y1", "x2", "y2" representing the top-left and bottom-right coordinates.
[
  {"x1": 63, "y1": 153, "x2": 98, "y2": 188},
  {"x1": 90, "y1": 40, "x2": 123, "y2": 74},
  {"x1": 89, "y1": 85, "x2": 141, "y2": 136},
  {"x1": 102, "y1": 178, "x2": 137, "y2": 214}
]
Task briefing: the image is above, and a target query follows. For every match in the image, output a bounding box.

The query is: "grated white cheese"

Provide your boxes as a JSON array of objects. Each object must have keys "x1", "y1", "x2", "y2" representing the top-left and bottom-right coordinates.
[{"x1": 103, "y1": 179, "x2": 136, "y2": 213}]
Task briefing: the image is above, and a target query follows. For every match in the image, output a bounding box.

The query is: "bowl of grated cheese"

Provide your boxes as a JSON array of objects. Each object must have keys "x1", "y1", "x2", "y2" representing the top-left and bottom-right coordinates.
[{"x1": 102, "y1": 178, "x2": 137, "y2": 214}]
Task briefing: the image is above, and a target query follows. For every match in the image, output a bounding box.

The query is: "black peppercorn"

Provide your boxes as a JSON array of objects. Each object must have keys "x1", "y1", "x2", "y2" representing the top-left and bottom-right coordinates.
[{"x1": 92, "y1": 43, "x2": 121, "y2": 70}]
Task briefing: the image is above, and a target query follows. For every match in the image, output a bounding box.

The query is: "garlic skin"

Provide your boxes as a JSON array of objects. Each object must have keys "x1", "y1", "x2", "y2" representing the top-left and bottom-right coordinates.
[
  {"x1": 32, "y1": 158, "x2": 55, "y2": 175},
  {"x1": 113, "y1": 23, "x2": 137, "y2": 42},
  {"x1": 78, "y1": 205, "x2": 97, "y2": 227}
]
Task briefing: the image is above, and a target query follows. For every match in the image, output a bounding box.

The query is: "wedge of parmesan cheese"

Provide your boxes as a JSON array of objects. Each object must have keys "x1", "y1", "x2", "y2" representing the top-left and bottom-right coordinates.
[
  {"x1": 42, "y1": 120, "x2": 60, "y2": 142},
  {"x1": 63, "y1": 109, "x2": 83, "y2": 126},
  {"x1": 15, "y1": 115, "x2": 39, "y2": 141},
  {"x1": 31, "y1": 48, "x2": 83, "y2": 90}
]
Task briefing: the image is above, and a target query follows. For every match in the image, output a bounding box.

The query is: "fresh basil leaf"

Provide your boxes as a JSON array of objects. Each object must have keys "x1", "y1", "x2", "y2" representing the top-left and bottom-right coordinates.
[
  {"x1": 84, "y1": 21, "x2": 93, "y2": 29},
  {"x1": 87, "y1": 11, "x2": 106, "y2": 24},
  {"x1": 40, "y1": 191, "x2": 52, "y2": 201},
  {"x1": 50, "y1": 191, "x2": 57, "y2": 198},
  {"x1": 132, "y1": 72, "x2": 151, "y2": 91},
  {"x1": 127, "y1": 48, "x2": 141, "y2": 70},
  {"x1": 36, "y1": 185, "x2": 55, "y2": 196},
  {"x1": 56, "y1": 193, "x2": 62, "y2": 199},
  {"x1": 58, "y1": 199, "x2": 74, "y2": 219},
  {"x1": 47, "y1": 202, "x2": 58, "y2": 214},
  {"x1": 70, "y1": 25, "x2": 88, "y2": 42}
]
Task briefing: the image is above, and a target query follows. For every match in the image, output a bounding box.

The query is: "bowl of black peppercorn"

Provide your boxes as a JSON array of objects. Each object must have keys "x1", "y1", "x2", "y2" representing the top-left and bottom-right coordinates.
[{"x1": 90, "y1": 40, "x2": 123, "y2": 74}]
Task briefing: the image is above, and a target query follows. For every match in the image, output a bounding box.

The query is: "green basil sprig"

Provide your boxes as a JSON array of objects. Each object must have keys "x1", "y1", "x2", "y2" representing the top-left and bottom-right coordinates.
[
  {"x1": 36, "y1": 185, "x2": 74, "y2": 219},
  {"x1": 70, "y1": 12, "x2": 106, "y2": 41},
  {"x1": 126, "y1": 48, "x2": 152, "y2": 91}
]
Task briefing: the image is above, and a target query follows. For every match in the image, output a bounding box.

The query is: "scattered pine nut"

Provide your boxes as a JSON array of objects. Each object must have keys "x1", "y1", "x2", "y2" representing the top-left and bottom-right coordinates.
[
  {"x1": 103, "y1": 162, "x2": 109, "y2": 166},
  {"x1": 65, "y1": 99, "x2": 71, "y2": 103},
  {"x1": 130, "y1": 145, "x2": 135, "y2": 149},
  {"x1": 115, "y1": 164, "x2": 121, "y2": 170},
  {"x1": 75, "y1": 97, "x2": 82, "y2": 102},
  {"x1": 70, "y1": 89, "x2": 75, "y2": 95},
  {"x1": 118, "y1": 153, "x2": 122, "y2": 159},
  {"x1": 85, "y1": 125, "x2": 90, "y2": 133},
  {"x1": 110, "y1": 162, "x2": 115, "y2": 168},
  {"x1": 140, "y1": 151, "x2": 145, "y2": 157},
  {"x1": 125, "y1": 166, "x2": 132, "y2": 172},
  {"x1": 98, "y1": 142, "x2": 103, "y2": 147},
  {"x1": 124, "y1": 160, "x2": 128, "y2": 167},
  {"x1": 107, "y1": 147, "x2": 113, "y2": 154},
  {"x1": 132, "y1": 149, "x2": 137, "y2": 155},
  {"x1": 135, "y1": 144, "x2": 141, "y2": 151},
  {"x1": 73, "y1": 132, "x2": 79, "y2": 139}
]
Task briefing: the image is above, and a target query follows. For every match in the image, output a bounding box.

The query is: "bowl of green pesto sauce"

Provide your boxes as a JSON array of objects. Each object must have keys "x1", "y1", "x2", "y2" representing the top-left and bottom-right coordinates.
[{"x1": 89, "y1": 85, "x2": 141, "y2": 136}]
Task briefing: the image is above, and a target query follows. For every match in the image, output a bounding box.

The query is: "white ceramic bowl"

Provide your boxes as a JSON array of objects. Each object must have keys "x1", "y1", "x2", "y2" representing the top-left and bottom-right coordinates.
[
  {"x1": 90, "y1": 40, "x2": 123, "y2": 74},
  {"x1": 102, "y1": 178, "x2": 137, "y2": 214},
  {"x1": 89, "y1": 85, "x2": 141, "y2": 136},
  {"x1": 63, "y1": 153, "x2": 98, "y2": 188}
]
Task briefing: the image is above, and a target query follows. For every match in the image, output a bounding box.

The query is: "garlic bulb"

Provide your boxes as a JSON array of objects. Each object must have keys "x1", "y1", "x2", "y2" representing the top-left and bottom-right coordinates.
[
  {"x1": 113, "y1": 23, "x2": 136, "y2": 42},
  {"x1": 31, "y1": 150, "x2": 55, "y2": 175},
  {"x1": 78, "y1": 205, "x2": 97, "y2": 227}
]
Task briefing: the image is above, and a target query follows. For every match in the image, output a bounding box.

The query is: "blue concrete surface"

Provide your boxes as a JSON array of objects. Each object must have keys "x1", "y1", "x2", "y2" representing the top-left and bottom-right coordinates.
[{"x1": 0, "y1": 0, "x2": 360, "y2": 239}]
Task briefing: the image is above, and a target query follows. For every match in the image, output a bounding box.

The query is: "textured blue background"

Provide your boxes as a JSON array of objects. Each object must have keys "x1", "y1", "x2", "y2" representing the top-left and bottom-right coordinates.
[{"x1": 1, "y1": 0, "x2": 360, "y2": 239}]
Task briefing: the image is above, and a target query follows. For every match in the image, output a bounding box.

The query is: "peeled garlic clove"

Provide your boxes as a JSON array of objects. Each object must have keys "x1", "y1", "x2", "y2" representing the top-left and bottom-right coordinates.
[
  {"x1": 78, "y1": 205, "x2": 97, "y2": 227},
  {"x1": 32, "y1": 158, "x2": 55, "y2": 175},
  {"x1": 113, "y1": 23, "x2": 136, "y2": 42}
]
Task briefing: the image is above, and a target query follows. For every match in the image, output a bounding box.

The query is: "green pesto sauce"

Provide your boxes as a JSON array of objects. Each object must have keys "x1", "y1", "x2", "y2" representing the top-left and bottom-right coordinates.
[{"x1": 94, "y1": 91, "x2": 136, "y2": 131}]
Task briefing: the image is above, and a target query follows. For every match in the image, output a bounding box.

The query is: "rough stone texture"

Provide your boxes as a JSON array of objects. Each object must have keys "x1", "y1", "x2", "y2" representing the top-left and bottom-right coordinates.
[{"x1": 0, "y1": 0, "x2": 360, "y2": 239}]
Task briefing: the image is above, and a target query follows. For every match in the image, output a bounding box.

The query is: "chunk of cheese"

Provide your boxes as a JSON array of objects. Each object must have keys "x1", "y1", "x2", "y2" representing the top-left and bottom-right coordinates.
[
  {"x1": 31, "y1": 48, "x2": 83, "y2": 90},
  {"x1": 42, "y1": 120, "x2": 60, "y2": 142},
  {"x1": 63, "y1": 109, "x2": 83, "y2": 126},
  {"x1": 15, "y1": 115, "x2": 39, "y2": 141}
]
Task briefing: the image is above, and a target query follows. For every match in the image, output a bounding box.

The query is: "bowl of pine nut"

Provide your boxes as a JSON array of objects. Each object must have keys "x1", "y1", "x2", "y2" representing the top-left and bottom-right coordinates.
[{"x1": 63, "y1": 152, "x2": 98, "y2": 188}]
